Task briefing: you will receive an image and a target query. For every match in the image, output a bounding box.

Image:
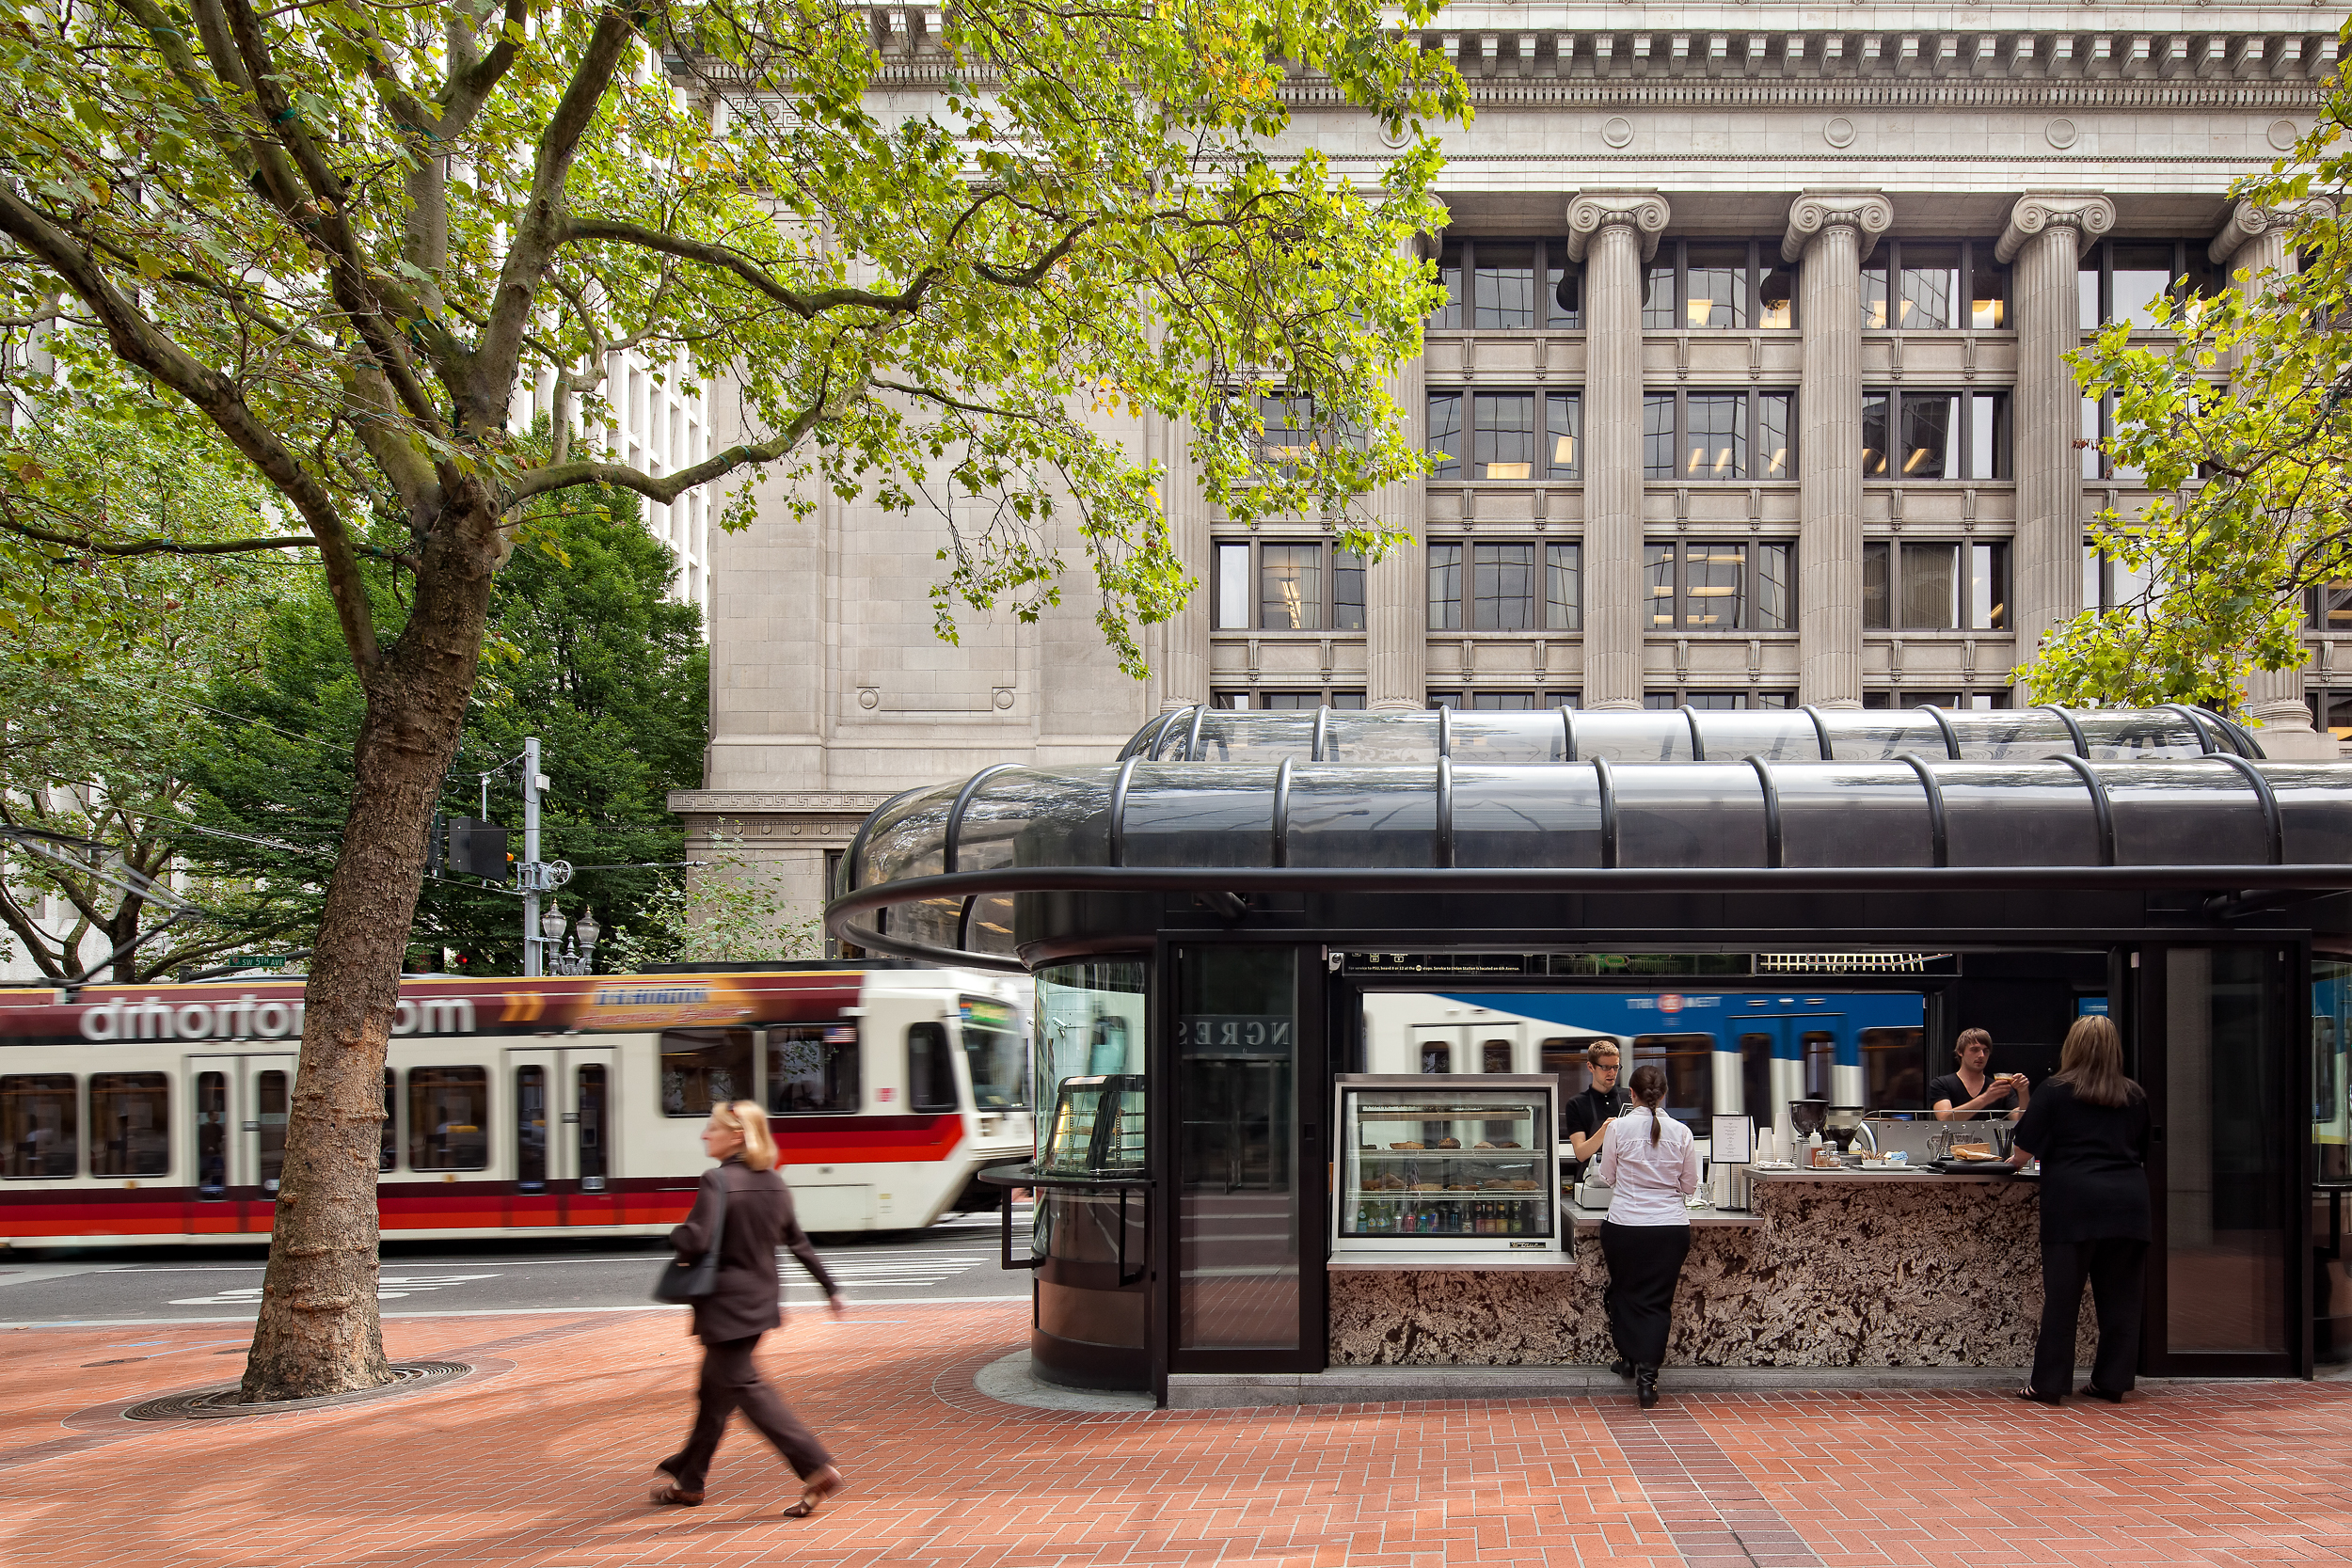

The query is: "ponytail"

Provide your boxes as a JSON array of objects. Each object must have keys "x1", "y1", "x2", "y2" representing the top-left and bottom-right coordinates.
[
  {"x1": 1628, "y1": 1064, "x2": 1669, "y2": 1146},
  {"x1": 715, "y1": 1100, "x2": 778, "y2": 1172}
]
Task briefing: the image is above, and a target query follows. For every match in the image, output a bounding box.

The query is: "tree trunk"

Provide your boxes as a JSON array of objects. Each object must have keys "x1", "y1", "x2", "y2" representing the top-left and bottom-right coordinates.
[{"x1": 238, "y1": 496, "x2": 499, "y2": 1402}]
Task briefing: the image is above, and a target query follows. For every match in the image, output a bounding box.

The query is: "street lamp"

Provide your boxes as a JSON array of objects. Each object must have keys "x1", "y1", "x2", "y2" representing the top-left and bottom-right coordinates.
[{"x1": 541, "y1": 905, "x2": 599, "y2": 975}]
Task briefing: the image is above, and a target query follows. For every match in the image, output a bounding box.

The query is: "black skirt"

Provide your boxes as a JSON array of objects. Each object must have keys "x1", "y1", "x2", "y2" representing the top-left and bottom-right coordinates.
[{"x1": 1599, "y1": 1220, "x2": 1692, "y2": 1369}]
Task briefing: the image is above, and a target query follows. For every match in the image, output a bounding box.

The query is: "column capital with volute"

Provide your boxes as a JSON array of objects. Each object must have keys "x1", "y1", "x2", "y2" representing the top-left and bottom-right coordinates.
[
  {"x1": 1565, "y1": 191, "x2": 1670, "y2": 264},
  {"x1": 2210, "y1": 195, "x2": 2336, "y2": 267},
  {"x1": 1994, "y1": 193, "x2": 2116, "y2": 266},
  {"x1": 1780, "y1": 190, "x2": 1893, "y2": 264}
]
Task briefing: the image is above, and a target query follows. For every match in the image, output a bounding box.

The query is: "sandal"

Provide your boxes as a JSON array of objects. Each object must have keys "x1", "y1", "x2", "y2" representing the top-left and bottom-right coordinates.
[
  {"x1": 783, "y1": 1467, "x2": 846, "y2": 1519},
  {"x1": 2016, "y1": 1386, "x2": 2064, "y2": 1407},
  {"x1": 649, "y1": 1484, "x2": 704, "y2": 1507}
]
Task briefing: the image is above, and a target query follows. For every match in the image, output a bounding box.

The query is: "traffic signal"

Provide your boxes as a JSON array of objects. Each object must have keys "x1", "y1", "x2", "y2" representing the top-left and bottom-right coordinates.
[{"x1": 445, "y1": 818, "x2": 513, "y2": 882}]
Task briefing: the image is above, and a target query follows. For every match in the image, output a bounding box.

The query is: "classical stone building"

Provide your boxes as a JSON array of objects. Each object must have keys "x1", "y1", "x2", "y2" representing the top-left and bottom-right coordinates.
[{"x1": 671, "y1": 3, "x2": 2349, "y2": 937}]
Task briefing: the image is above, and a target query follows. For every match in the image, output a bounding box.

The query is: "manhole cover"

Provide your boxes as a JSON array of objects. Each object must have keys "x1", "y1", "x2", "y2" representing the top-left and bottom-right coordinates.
[{"x1": 120, "y1": 1361, "x2": 472, "y2": 1421}]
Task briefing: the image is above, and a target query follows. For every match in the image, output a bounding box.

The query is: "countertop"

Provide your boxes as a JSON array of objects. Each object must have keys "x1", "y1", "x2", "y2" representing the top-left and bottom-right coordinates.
[{"x1": 1749, "y1": 1164, "x2": 2034, "y2": 1184}]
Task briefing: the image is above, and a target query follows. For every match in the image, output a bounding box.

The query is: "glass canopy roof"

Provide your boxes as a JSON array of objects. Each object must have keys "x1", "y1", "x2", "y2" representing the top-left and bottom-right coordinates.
[{"x1": 827, "y1": 705, "x2": 2352, "y2": 969}]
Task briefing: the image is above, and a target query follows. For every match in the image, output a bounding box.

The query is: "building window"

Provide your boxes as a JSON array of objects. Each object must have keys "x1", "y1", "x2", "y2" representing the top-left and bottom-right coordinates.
[
  {"x1": 1428, "y1": 389, "x2": 1579, "y2": 480},
  {"x1": 1428, "y1": 540, "x2": 1582, "y2": 631},
  {"x1": 1862, "y1": 239, "x2": 2009, "y2": 330},
  {"x1": 1642, "y1": 541, "x2": 1795, "y2": 632},
  {"x1": 1434, "y1": 238, "x2": 1582, "y2": 330},
  {"x1": 1429, "y1": 691, "x2": 1579, "y2": 708},
  {"x1": 2311, "y1": 691, "x2": 2352, "y2": 740},
  {"x1": 1642, "y1": 390, "x2": 1795, "y2": 481},
  {"x1": 1644, "y1": 690, "x2": 1794, "y2": 709},
  {"x1": 1642, "y1": 240, "x2": 1798, "y2": 330},
  {"x1": 1213, "y1": 540, "x2": 1366, "y2": 632},
  {"x1": 2079, "y1": 396, "x2": 2148, "y2": 483},
  {"x1": 1863, "y1": 390, "x2": 2010, "y2": 479},
  {"x1": 2083, "y1": 546, "x2": 2153, "y2": 613},
  {"x1": 2079, "y1": 239, "x2": 2223, "y2": 330},
  {"x1": 1864, "y1": 691, "x2": 2013, "y2": 710},
  {"x1": 1214, "y1": 689, "x2": 1368, "y2": 709},
  {"x1": 1864, "y1": 542, "x2": 2010, "y2": 630},
  {"x1": 2308, "y1": 581, "x2": 2352, "y2": 632}
]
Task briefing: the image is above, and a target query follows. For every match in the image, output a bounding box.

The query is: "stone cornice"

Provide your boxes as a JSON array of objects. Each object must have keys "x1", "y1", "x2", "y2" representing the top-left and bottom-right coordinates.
[
  {"x1": 666, "y1": 790, "x2": 889, "y2": 816},
  {"x1": 1995, "y1": 193, "x2": 2118, "y2": 263},
  {"x1": 1565, "y1": 191, "x2": 1670, "y2": 262},
  {"x1": 1782, "y1": 190, "x2": 1894, "y2": 264},
  {"x1": 2210, "y1": 195, "x2": 2339, "y2": 264}
]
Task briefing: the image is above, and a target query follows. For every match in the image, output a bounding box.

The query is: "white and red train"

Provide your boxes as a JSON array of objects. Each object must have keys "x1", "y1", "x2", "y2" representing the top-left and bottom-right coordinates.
[{"x1": 0, "y1": 963, "x2": 1031, "y2": 1246}]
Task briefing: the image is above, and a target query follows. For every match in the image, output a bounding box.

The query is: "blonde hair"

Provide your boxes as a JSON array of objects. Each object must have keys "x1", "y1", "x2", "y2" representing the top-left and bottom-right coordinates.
[
  {"x1": 2049, "y1": 1015, "x2": 2141, "y2": 1109},
  {"x1": 713, "y1": 1100, "x2": 778, "y2": 1171}
]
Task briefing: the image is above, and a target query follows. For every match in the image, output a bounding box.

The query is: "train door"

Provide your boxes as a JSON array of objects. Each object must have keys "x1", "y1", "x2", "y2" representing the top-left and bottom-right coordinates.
[
  {"x1": 503, "y1": 1046, "x2": 618, "y2": 1227},
  {"x1": 1726, "y1": 1015, "x2": 1850, "y2": 1135},
  {"x1": 186, "y1": 1053, "x2": 294, "y2": 1231}
]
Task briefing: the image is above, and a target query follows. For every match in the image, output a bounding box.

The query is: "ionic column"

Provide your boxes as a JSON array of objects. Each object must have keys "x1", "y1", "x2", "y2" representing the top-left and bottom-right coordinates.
[
  {"x1": 1155, "y1": 407, "x2": 1210, "y2": 710},
  {"x1": 1783, "y1": 191, "x2": 1893, "y2": 708},
  {"x1": 1366, "y1": 350, "x2": 1428, "y2": 709},
  {"x1": 1997, "y1": 194, "x2": 2116, "y2": 698},
  {"x1": 1567, "y1": 191, "x2": 1670, "y2": 710},
  {"x1": 2212, "y1": 198, "x2": 2338, "y2": 753}
]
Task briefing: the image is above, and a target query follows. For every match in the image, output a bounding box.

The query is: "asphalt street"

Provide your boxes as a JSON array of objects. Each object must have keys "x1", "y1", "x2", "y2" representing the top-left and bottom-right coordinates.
[{"x1": 0, "y1": 1204, "x2": 1033, "y2": 1328}]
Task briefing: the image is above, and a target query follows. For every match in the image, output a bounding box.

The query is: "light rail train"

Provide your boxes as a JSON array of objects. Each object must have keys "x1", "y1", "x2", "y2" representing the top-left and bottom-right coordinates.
[
  {"x1": 1362, "y1": 988, "x2": 1929, "y2": 1134},
  {"x1": 0, "y1": 963, "x2": 1030, "y2": 1246}
]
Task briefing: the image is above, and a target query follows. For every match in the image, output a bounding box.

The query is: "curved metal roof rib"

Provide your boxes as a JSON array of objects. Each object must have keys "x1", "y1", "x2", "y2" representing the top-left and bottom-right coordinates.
[{"x1": 829, "y1": 707, "x2": 2346, "y2": 971}]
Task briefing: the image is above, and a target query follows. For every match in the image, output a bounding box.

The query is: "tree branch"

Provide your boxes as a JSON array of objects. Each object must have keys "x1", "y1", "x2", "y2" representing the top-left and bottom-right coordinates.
[
  {"x1": 505, "y1": 367, "x2": 861, "y2": 507},
  {"x1": 0, "y1": 515, "x2": 419, "y2": 570},
  {"x1": 0, "y1": 183, "x2": 382, "y2": 670}
]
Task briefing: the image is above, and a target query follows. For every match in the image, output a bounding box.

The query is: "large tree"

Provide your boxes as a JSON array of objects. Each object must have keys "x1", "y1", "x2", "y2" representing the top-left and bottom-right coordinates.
[
  {"x1": 0, "y1": 0, "x2": 1460, "y2": 1396},
  {"x1": 2020, "y1": 34, "x2": 2352, "y2": 711}
]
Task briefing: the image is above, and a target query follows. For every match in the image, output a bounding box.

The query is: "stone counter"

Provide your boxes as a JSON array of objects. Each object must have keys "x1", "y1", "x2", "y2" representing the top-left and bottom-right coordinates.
[{"x1": 1327, "y1": 1172, "x2": 2099, "y2": 1369}]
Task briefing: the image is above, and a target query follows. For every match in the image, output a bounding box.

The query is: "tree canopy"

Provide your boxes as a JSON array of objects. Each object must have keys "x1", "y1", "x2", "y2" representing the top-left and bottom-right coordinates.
[{"x1": 2022, "y1": 35, "x2": 2352, "y2": 711}]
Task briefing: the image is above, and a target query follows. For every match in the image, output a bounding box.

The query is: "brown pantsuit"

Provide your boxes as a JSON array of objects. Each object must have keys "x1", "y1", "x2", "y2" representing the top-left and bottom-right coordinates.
[{"x1": 660, "y1": 1334, "x2": 834, "y2": 1489}]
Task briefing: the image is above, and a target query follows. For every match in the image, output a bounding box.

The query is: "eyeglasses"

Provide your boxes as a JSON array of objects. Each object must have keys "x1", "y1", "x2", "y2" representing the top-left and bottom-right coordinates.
[{"x1": 1592, "y1": 1063, "x2": 1621, "y2": 1073}]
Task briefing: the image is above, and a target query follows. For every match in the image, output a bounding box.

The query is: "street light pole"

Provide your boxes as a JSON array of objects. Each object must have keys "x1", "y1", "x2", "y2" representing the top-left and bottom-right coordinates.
[{"x1": 522, "y1": 736, "x2": 542, "y2": 977}]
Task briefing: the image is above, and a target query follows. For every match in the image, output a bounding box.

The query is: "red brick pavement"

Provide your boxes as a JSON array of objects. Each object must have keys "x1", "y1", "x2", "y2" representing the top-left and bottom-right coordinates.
[{"x1": 0, "y1": 1303, "x2": 2346, "y2": 1567}]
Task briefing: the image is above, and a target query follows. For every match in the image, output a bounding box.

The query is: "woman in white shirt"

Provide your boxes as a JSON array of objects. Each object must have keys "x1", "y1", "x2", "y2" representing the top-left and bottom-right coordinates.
[{"x1": 1596, "y1": 1064, "x2": 1700, "y2": 1409}]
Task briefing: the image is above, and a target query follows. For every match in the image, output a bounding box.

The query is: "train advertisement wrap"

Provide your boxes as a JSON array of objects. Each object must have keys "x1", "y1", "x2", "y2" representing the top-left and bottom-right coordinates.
[{"x1": 0, "y1": 967, "x2": 1031, "y2": 1246}]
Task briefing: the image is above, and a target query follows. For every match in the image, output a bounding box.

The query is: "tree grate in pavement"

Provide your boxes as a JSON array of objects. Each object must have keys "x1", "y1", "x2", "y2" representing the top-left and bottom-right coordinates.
[{"x1": 119, "y1": 1360, "x2": 474, "y2": 1421}]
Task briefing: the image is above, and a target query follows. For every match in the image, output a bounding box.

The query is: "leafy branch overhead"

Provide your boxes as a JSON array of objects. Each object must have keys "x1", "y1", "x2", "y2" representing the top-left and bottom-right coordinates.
[
  {"x1": 0, "y1": 0, "x2": 1465, "y2": 676},
  {"x1": 2024, "y1": 27, "x2": 2352, "y2": 712}
]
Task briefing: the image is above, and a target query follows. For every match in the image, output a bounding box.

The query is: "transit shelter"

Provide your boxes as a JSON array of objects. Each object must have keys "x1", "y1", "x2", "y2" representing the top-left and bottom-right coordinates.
[{"x1": 828, "y1": 705, "x2": 2352, "y2": 1401}]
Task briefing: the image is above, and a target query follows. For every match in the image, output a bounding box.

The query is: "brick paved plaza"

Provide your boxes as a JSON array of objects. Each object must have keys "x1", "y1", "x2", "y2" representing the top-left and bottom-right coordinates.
[{"x1": 3, "y1": 1301, "x2": 2349, "y2": 1567}]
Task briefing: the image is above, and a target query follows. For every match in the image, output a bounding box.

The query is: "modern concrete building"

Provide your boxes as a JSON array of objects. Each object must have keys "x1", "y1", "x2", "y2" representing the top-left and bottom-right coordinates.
[{"x1": 671, "y1": 4, "x2": 2350, "y2": 936}]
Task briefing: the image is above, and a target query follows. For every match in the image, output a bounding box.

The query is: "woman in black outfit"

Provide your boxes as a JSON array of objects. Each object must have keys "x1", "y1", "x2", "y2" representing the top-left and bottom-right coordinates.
[
  {"x1": 2008, "y1": 1014, "x2": 2150, "y2": 1404},
  {"x1": 650, "y1": 1100, "x2": 849, "y2": 1517}
]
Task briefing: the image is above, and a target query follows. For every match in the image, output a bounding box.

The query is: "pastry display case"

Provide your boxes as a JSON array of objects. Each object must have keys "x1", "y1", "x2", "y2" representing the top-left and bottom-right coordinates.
[{"x1": 1332, "y1": 1074, "x2": 1564, "y2": 1262}]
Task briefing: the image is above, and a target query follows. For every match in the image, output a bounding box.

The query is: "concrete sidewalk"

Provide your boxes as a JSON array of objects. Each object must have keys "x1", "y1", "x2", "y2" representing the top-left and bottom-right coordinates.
[{"x1": 3, "y1": 1301, "x2": 2348, "y2": 1567}]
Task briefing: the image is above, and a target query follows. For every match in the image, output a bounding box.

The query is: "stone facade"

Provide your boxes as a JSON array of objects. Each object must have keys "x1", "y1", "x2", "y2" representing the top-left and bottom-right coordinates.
[{"x1": 673, "y1": 5, "x2": 2350, "y2": 932}]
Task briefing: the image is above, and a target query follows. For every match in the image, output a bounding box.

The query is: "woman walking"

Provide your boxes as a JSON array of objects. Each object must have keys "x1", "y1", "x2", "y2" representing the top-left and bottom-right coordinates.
[
  {"x1": 650, "y1": 1100, "x2": 849, "y2": 1517},
  {"x1": 2009, "y1": 1014, "x2": 2151, "y2": 1404},
  {"x1": 1597, "y1": 1064, "x2": 1699, "y2": 1409}
]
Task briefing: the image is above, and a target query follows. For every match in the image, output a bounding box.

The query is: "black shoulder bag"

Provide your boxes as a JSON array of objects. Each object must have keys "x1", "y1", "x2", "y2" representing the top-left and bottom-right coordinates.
[{"x1": 653, "y1": 1170, "x2": 730, "y2": 1303}]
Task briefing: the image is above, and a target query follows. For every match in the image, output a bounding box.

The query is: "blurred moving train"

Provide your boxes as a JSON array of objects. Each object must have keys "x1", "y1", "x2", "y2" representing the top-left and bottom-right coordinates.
[
  {"x1": 1362, "y1": 988, "x2": 1929, "y2": 1137},
  {"x1": 0, "y1": 963, "x2": 1030, "y2": 1246}
]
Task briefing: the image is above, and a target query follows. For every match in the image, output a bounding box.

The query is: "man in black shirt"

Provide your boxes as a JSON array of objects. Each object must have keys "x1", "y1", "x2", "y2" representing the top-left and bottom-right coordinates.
[
  {"x1": 1929, "y1": 1027, "x2": 2029, "y2": 1122},
  {"x1": 1562, "y1": 1041, "x2": 1630, "y2": 1178}
]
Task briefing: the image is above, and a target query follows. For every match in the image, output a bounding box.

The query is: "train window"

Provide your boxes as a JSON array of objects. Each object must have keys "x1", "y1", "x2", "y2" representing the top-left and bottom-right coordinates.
[
  {"x1": 408, "y1": 1067, "x2": 488, "y2": 1170},
  {"x1": 1420, "y1": 1041, "x2": 1452, "y2": 1073},
  {"x1": 908, "y1": 1022, "x2": 959, "y2": 1113},
  {"x1": 1861, "y1": 1025, "x2": 1926, "y2": 1109},
  {"x1": 1540, "y1": 1038, "x2": 1590, "y2": 1133},
  {"x1": 1629, "y1": 1033, "x2": 1715, "y2": 1130},
  {"x1": 381, "y1": 1069, "x2": 397, "y2": 1172},
  {"x1": 768, "y1": 1025, "x2": 860, "y2": 1115},
  {"x1": 1, "y1": 1073, "x2": 77, "y2": 1180},
  {"x1": 1740, "y1": 1034, "x2": 1772, "y2": 1124},
  {"x1": 257, "y1": 1070, "x2": 289, "y2": 1193},
  {"x1": 1481, "y1": 1040, "x2": 1513, "y2": 1073},
  {"x1": 88, "y1": 1072, "x2": 168, "y2": 1178},
  {"x1": 196, "y1": 1071, "x2": 228, "y2": 1196},
  {"x1": 658, "y1": 1028, "x2": 753, "y2": 1117},
  {"x1": 1803, "y1": 1032, "x2": 1837, "y2": 1101},
  {"x1": 516, "y1": 1066, "x2": 548, "y2": 1191},
  {"x1": 578, "y1": 1065, "x2": 608, "y2": 1191},
  {"x1": 961, "y1": 999, "x2": 1029, "y2": 1111}
]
